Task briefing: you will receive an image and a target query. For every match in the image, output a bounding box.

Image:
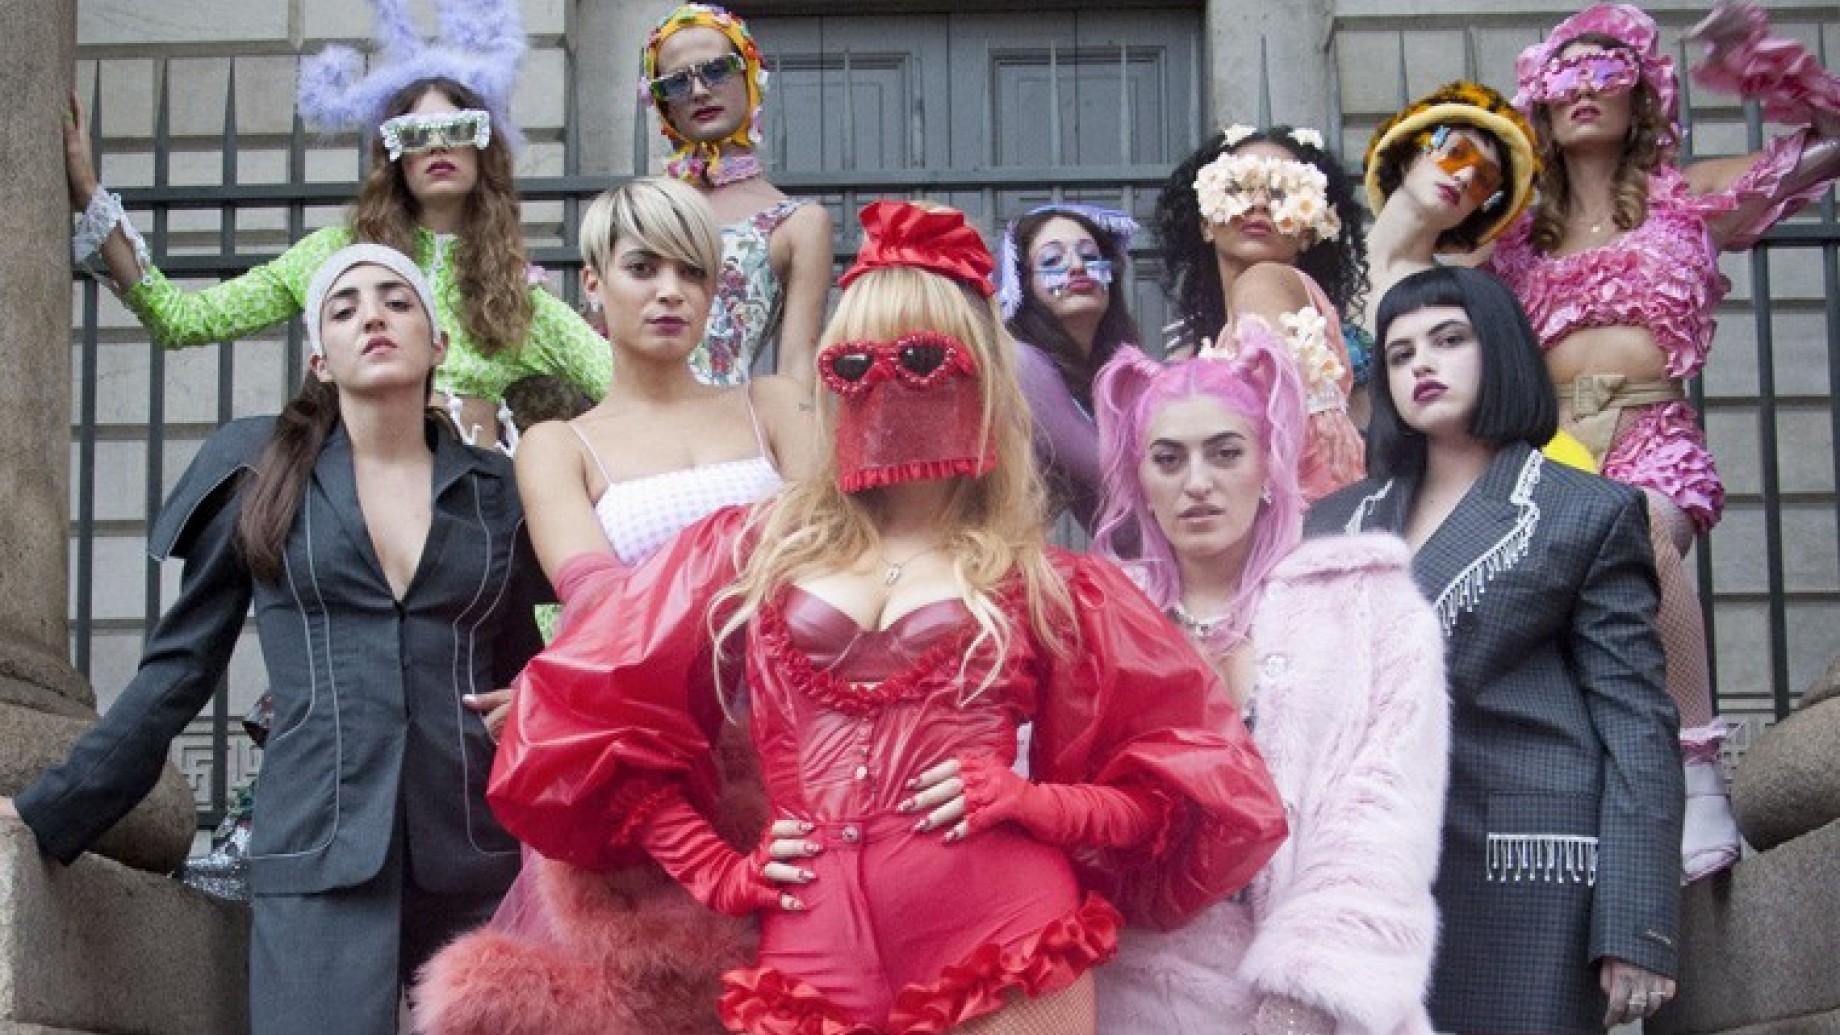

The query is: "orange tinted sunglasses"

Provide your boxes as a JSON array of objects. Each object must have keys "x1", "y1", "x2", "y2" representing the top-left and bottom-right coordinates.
[{"x1": 1419, "y1": 126, "x2": 1505, "y2": 212}]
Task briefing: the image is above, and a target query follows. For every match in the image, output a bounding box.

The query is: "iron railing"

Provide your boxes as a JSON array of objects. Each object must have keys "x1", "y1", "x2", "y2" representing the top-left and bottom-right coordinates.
[{"x1": 68, "y1": 31, "x2": 1840, "y2": 828}]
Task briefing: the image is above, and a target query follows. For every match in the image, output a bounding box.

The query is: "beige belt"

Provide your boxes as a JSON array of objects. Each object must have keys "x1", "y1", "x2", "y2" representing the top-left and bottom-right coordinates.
[{"x1": 1557, "y1": 374, "x2": 1686, "y2": 459}]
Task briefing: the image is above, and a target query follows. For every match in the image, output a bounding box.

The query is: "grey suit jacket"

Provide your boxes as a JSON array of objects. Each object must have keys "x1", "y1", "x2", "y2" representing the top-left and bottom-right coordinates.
[
  {"x1": 20, "y1": 416, "x2": 545, "y2": 898},
  {"x1": 1308, "y1": 441, "x2": 1682, "y2": 1031}
]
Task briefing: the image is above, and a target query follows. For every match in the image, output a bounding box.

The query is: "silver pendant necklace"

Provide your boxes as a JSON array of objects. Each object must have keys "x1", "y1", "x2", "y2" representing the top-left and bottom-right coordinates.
[{"x1": 879, "y1": 544, "x2": 940, "y2": 587}]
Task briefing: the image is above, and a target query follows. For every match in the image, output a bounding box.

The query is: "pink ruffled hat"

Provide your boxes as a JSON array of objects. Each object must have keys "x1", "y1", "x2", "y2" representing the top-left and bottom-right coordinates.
[{"x1": 1515, "y1": 4, "x2": 1681, "y2": 153}]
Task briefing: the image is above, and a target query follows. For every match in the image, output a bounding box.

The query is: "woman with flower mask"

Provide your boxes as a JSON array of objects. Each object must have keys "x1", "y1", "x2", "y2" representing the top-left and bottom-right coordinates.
[
  {"x1": 1089, "y1": 328, "x2": 1448, "y2": 1035},
  {"x1": 68, "y1": 0, "x2": 610, "y2": 450},
  {"x1": 1154, "y1": 125, "x2": 1370, "y2": 501},
  {"x1": 1487, "y1": 0, "x2": 1840, "y2": 882},
  {"x1": 996, "y1": 204, "x2": 1144, "y2": 532},
  {"x1": 486, "y1": 201, "x2": 1286, "y2": 1035},
  {"x1": 641, "y1": 3, "x2": 834, "y2": 387}
]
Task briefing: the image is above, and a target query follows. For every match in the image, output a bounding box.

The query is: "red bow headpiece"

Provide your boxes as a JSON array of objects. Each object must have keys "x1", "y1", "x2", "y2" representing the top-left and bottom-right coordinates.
[{"x1": 839, "y1": 201, "x2": 996, "y2": 297}]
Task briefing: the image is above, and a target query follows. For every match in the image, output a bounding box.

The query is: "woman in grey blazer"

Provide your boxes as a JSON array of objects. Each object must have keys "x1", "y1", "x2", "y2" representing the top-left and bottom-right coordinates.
[
  {"x1": 3, "y1": 245, "x2": 546, "y2": 1035},
  {"x1": 1309, "y1": 267, "x2": 1682, "y2": 1033}
]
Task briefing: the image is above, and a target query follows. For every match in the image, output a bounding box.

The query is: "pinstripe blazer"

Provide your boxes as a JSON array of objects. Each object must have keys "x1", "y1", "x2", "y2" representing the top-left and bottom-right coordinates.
[
  {"x1": 19, "y1": 416, "x2": 545, "y2": 899},
  {"x1": 1308, "y1": 441, "x2": 1682, "y2": 1034}
]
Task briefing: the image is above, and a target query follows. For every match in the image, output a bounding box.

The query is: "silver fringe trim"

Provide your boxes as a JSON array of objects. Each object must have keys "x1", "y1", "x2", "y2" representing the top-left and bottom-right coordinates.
[
  {"x1": 1431, "y1": 450, "x2": 1544, "y2": 634},
  {"x1": 1343, "y1": 479, "x2": 1395, "y2": 535},
  {"x1": 1485, "y1": 833, "x2": 1598, "y2": 885}
]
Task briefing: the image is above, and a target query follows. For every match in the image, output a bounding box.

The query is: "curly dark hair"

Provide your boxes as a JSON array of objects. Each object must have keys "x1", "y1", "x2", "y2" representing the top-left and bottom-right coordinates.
[
  {"x1": 1002, "y1": 208, "x2": 1141, "y2": 411},
  {"x1": 1153, "y1": 126, "x2": 1368, "y2": 348}
]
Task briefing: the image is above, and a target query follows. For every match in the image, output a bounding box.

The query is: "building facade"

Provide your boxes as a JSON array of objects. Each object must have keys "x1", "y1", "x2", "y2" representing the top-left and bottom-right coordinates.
[{"x1": 68, "y1": 0, "x2": 1840, "y2": 822}]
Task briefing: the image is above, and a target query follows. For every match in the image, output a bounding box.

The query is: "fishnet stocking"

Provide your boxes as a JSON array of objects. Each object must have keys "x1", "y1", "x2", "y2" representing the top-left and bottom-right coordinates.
[
  {"x1": 1645, "y1": 490, "x2": 1714, "y2": 730},
  {"x1": 950, "y1": 973, "x2": 1095, "y2": 1035}
]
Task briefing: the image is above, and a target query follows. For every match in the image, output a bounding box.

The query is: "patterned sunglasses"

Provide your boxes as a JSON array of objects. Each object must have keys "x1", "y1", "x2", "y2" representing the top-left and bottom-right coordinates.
[
  {"x1": 1531, "y1": 50, "x2": 1640, "y2": 106},
  {"x1": 649, "y1": 53, "x2": 748, "y2": 105}
]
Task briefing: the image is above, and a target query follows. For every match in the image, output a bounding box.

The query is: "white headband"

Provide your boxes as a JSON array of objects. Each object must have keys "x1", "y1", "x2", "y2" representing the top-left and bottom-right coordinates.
[{"x1": 304, "y1": 244, "x2": 440, "y2": 356}]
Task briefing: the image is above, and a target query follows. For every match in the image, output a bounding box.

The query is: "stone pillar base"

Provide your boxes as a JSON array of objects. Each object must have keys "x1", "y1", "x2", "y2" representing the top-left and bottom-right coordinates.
[
  {"x1": 0, "y1": 821, "x2": 249, "y2": 1035},
  {"x1": 1649, "y1": 820, "x2": 1840, "y2": 1035}
]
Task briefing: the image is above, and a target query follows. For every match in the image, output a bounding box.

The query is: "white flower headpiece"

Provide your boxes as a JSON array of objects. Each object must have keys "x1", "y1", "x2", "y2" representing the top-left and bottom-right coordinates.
[
  {"x1": 1193, "y1": 152, "x2": 1343, "y2": 243},
  {"x1": 1218, "y1": 124, "x2": 1325, "y2": 152}
]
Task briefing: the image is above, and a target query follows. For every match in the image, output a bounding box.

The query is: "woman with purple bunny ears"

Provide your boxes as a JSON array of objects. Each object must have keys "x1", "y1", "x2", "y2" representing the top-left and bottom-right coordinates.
[
  {"x1": 997, "y1": 202, "x2": 1144, "y2": 532},
  {"x1": 66, "y1": 0, "x2": 610, "y2": 450}
]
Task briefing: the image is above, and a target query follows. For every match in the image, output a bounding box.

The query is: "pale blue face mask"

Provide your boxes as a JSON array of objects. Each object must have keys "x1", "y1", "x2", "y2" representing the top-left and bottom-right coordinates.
[{"x1": 1033, "y1": 239, "x2": 1115, "y2": 297}]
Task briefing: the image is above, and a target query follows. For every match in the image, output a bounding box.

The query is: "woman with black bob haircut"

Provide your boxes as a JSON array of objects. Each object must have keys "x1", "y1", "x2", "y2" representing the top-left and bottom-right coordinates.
[
  {"x1": 1362, "y1": 265, "x2": 1555, "y2": 481},
  {"x1": 1311, "y1": 264, "x2": 1682, "y2": 1033}
]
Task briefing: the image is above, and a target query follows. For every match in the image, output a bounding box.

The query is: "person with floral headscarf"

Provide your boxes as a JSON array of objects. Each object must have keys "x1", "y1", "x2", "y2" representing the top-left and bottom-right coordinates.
[
  {"x1": 486, "y1": 200, "x2": 1286, "y2": 1035},
  {"x1": 1487, "y1": 0, "x2": 1840, "y2": 889},
  {"x1": 996, "y1": 203, "x2": 1144, "y2": 532},
  {"x1": 1154, "y1": 125, "x2": 1371, "y2": 501},
  {"x1": 641, "y1": 2, "x2": 833, "y2": 387}
]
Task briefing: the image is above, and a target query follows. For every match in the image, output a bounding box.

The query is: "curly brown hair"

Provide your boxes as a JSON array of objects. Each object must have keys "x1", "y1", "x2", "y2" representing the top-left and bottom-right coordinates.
[
  {"x1": 1528, "y1": 34, "x2": 1672, "y2": 255},
  {"x1": 349, "y1": 77, "x2": 532, "y2": 356}
]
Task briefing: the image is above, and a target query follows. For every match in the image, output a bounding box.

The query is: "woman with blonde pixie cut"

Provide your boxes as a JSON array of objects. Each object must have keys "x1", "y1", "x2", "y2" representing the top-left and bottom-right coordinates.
[
  {"x1": 411, "y1": 176, "x2": 814, "y2": 1035},
  {"x1": 488, "y1": 200, "x2": 1285, "y2": 1035}
]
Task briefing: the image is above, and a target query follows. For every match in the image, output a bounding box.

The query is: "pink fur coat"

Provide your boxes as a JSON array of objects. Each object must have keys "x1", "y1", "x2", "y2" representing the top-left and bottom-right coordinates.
[{"x1": 1098, "y1": 534, "x2": 1449, "y2": 1034}]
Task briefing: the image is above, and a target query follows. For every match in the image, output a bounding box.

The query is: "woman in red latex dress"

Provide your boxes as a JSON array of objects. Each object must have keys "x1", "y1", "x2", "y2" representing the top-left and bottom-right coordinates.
[
  {"x1": 488, "y1": 200, "x2": 1288, "y2": 1035},
  {"x1": 1488, "y1": 0, "x2": 1840, "y2": 881}
]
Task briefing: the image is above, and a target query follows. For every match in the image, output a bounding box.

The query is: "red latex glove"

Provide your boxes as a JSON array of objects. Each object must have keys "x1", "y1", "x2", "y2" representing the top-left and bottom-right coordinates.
[
  {"x1": 951, "y1": 754, "x2": 1161, "y2": 848},
  {"x1": 637, "y1": 797, "x2": 804, "y2": 916}
]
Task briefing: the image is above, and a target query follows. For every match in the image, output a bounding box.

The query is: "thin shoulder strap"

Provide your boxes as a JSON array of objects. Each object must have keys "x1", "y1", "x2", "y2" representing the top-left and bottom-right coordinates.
[
  {"x1": 740, "y1": 384, "x2": 772, "y2": 459},
  {"x1": 565, "y1": 420, "x2": 618, "y2": 487}
]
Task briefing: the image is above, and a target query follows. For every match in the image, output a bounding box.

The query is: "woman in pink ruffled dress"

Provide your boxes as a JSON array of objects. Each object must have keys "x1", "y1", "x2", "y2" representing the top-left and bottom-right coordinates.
[{"x1": 1488, "y1": 0, "x2": 1840, "y2": 880}]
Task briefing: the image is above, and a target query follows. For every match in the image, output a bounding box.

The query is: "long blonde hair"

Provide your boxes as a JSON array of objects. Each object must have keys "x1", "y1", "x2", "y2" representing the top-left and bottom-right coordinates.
[{"x1": 712, "y1": 264, "x2": 1072, "y2": 700}]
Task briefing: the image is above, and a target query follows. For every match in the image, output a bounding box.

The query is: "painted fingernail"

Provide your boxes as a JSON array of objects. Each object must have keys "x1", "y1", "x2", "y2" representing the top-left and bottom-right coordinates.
[
  {"x1": 895, "y1": 799, "x2": 913, "y2": 813},
  {"x1": 799, "y1": 821, "x2": 814, "y2": 833},
  {"x1": 800, "y1": 869, "x2": 816, "y2": 881},
  {"x1": 904, "y1": 777, "x2": 919, "y2": 790},
  {"x1": 806, "y1": 842, "x2": 822, "y2": 854},
  {"x1": 913, "y1": 818, "x2": 930, "y2": 832}
]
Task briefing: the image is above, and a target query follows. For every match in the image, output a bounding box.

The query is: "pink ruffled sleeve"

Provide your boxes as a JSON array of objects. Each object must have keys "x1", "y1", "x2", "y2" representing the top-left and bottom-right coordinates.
[
  {"x1": 1686, "y1": 131, "x2": 1832, "y2": 251},
  {"x1": 1691, "y1": 3, "x2": 1840, "y2": 127}
]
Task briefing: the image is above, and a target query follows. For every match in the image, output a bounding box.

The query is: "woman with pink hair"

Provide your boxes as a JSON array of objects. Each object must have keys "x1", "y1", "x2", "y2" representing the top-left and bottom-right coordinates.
[{"x1": 1089, "y1": 325, "x2": 1449, "y2": 1034}]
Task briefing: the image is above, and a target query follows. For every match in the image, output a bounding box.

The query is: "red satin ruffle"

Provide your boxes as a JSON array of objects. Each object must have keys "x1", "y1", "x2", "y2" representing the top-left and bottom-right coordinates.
[{"x1": 716, "y1": 894, "x2": 1120, "y2": 1035}]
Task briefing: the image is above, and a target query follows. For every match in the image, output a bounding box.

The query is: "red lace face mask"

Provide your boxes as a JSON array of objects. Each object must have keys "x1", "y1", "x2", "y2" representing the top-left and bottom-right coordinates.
[{"x1": 819, "y1": 331, "x2": 995, "y2": 493}]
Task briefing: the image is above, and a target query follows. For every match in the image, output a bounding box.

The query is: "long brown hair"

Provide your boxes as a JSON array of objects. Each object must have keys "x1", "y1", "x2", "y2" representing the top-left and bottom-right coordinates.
[
  {"x1": 1529, "y1": 34, "x2": 1670, "y2": 254},
  {"x1": 237, "y1": 377, "x2": 340, "y2": 581},
  {"x1": 349, "y1": 77, "x2": 532, "y2": 356},
  {"x1": 711, "y1": 265, "x2": 1073, "y2": 702}
]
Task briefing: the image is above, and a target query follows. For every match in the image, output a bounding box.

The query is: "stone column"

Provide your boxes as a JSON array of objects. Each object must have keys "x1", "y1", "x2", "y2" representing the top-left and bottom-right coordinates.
[
  {"x1": 572, "y1": 0, "x2": 678, "y2": 178},
  {"x1": 1205, "y1": 0, "x2": 1336, "y2": 132},
  {"x1": 0, "y1": 0, "x2": 192, "y2": 874}
]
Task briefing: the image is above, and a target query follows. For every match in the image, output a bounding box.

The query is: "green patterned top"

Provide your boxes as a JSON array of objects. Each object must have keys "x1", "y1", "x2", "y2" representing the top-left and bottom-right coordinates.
[{"x1": 121, "y1": 225, "x2": 611, "y2": 404}]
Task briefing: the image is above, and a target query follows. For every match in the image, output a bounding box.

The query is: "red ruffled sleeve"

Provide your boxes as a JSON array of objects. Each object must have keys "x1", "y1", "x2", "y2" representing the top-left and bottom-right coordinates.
[
  {"x1": 488, "y1": 504, "x2": 757, "y2": 871},
  {"x1": 1030, "y1": 551, "x2": 1288, "y2": 930}
]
